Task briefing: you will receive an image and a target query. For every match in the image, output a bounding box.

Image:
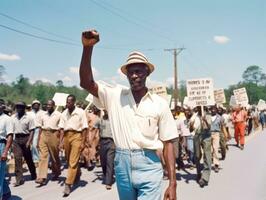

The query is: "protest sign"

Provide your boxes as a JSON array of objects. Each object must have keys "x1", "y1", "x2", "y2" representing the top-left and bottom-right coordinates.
[
  {"x1": 229, "y1": 95, "x2": 237, "y2": 107},
  {"x1": 257, "y1": 99, "x2": 266, "y2": 111},
  {"x1": 52, "y1": 92, "x2": 69, "y2": 106},
  {"x1": 233, "y1": 87, "x2": 249, "y2": 107},
  {"x1": 186, "y1": 78, "x2": 215, "y2": 106},
  {"x1": 149, "y1": 85, "x2": 168, "y2": 98},
  {"x1": 214, "y1": 88, "x2": 226, "y2": 104}
]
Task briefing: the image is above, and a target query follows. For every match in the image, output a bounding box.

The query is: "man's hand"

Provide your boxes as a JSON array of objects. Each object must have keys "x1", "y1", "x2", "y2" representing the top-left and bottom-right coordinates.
[
  {"x1": 164, "y1": 184, "x2": 177, "y2": 200},
  {"x1": 82, "y1": 30, "x2": 100, "y2": 47},
  {"x1": 1, "y1": 151, "x2": 8, "y2": 161}
]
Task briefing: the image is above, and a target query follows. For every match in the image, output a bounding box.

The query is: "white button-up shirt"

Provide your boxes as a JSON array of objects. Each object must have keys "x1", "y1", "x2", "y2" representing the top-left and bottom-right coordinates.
[
  {"x1": 36, "y1": 110, "x2": 61, "y2": 130},
  {"x1": 93, "y1": 82, "x2": 178, "y2": 150},
  {"x1": 59, "y1": 107, "x2": 88, "y2": 132},
  {"x1": 12, "y1": 113, "x2": 35, "y2": 135},
  {"x1": 0, "y1": 113, "x2": 14, "y2": 140}
]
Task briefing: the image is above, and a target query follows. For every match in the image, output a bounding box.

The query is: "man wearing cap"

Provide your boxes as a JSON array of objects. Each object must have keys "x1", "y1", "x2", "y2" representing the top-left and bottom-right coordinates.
[
  {"x1": 35, "y1": 100, "x2": 61, "y2": 186},
  {"x1": 59, "y1": 94, "x2": 88, "y2": 197},
  {"x1": 28, "y1": 100, "x2": 44, "y2": 166},
  {"x1": 12, "y1": 102, "x2": 37, "y2": 186},
  {"x1": 0, "y1": 99, "x2": 13, "y2": 199},
  {"x1": 80, "y1": 30, "x2": 177, "y2": 200}
]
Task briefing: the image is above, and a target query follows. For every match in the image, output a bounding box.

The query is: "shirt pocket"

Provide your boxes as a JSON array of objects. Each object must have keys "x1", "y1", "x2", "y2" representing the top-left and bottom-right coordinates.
[{"x1": 136, "y1": 113, "x2": 159, "y2": 139}]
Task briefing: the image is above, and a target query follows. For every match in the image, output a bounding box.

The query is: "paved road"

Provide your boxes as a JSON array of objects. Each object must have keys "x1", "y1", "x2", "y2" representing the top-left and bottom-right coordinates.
[{"x1": 9, "y1": 129, "x2": 266, "y2": 200}]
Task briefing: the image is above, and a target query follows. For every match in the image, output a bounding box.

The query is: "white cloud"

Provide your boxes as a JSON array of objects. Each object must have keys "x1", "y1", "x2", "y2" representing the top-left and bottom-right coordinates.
[
  {"x1": 213, "y1": 36, "x2": 230, "y2": 44},
  {"x1": 29, "y1": 77, "x2": 53, "y2": 85},
  {"x1": 0, "y1": 53, "x2": 21, "y2": 61},
  {"x1": 166, "y1": 77, "x2": 174, "y2": 86},
  {"x1": 69, "y1": 66, "x2": 99, "y2": 77},
  {"x1": 69, "y1": 67, "x2": 79, "y2": 74},
  {"x1": 63, "y1": 76, "x2": 72, "y2": 82}
]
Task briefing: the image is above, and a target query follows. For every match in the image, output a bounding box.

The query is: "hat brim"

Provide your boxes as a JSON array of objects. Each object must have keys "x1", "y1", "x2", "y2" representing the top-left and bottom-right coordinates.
[{"x1": 120, "y1": 62, "x2": 154, "y2": 75}]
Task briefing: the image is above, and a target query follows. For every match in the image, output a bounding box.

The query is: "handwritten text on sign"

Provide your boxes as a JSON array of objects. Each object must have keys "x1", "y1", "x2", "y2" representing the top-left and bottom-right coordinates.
[
  {"x1": 233, "y1": 87, "x2": 249, "y2": 106},
  {"x1": 186, "y1": 78, "x2": 215, "y2": 106},
  {"x1": 214, "y1": 88, "x2": 226, "y2": 104}
]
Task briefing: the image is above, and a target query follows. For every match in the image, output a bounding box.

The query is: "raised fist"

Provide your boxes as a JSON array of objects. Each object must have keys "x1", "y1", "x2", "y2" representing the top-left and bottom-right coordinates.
[{"x1": 82, "y1": 29, "x2": 100, "y2": 47}]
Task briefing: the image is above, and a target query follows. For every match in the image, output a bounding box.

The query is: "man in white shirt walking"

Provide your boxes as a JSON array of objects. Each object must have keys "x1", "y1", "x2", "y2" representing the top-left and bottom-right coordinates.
[{"x1": 79, "y1": 29, "x2": 178, "y2": 200}]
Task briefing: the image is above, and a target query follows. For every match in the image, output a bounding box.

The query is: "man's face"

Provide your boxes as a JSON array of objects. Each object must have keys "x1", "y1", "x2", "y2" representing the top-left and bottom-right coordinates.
[
  {"x1": 217, "y1": 108, "x2": 223, "y2": 115},
  {"x1": 32, "y1": 103, "x2": 40, "y2": 111},
  {"x1": 16, "y1": 105, "x2": 25, "y2": 115},
  {"x1": 211, "y1": 107, "x2": 217, "y2": 115},
  {"x1": 66, "y1": 97, "x2": 75, "y2": 110},
  {"x1": 46, "y1": 100, "x2": 55, "y2": 113},
  {"x1": 126, "y1": 63, "x2": 149, "y2": 91}
]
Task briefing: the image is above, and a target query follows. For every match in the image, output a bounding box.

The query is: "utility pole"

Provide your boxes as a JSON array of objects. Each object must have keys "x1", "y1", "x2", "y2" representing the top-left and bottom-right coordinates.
[{"x1": 165, "y1": 47, "x2": 185, "y2": 110}]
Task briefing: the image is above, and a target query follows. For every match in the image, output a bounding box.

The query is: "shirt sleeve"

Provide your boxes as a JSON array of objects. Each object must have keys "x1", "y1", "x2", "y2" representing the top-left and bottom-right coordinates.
[
  {"x1": 81, "y1": 110, "x2": 88, "y2": 130},
  {"x1": 158, "y1": 101, "x2": 179, "y2": 141},
  {"x1": 35, "y1": 112, "x2": 43, "y2": 128},
  {"x1": 6, "y1": 117, "x2": 14, "y2": 135},
  {"x1": 28, "y1": 116, "x2": 36, "y2": 131},
  {"x1": 93, "y1": 82, "x2": 117, "y2": 111}
]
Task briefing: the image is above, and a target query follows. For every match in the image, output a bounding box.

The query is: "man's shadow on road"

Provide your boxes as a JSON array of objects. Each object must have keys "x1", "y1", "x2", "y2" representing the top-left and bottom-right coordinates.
[
  {"x1": 10, "y1": 195, "x2": 22, "y2": 200},
  {"x1": 176, "y1": 169, "x2": 198, "y2": 184}
]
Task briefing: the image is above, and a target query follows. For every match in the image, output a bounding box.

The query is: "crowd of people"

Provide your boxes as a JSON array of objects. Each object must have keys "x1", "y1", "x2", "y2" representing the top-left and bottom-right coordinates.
[
  {"x1": 0, "y1": 29, "x2": 265, "y2": 200},
  {"x1": 0, "y1": 97, "x2": 263, "y2": 199}
]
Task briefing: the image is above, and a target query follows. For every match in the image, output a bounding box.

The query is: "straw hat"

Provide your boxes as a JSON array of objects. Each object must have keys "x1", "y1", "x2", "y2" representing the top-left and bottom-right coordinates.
[
  {"x1": 32, "y1": 99, "x2": 41, "y2": 105},
  {"x1": 120, "y1": 51, "x2": 154, "y2": 75}
]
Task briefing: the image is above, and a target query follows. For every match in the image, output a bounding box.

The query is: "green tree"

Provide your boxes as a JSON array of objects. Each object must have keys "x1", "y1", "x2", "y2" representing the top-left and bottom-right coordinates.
[
  {"x1": 12, "y1": 74, "x2": 31, "y2": 95},
  {"x1": 242, "y1": 65, "x2": 265, "y2": 85}
]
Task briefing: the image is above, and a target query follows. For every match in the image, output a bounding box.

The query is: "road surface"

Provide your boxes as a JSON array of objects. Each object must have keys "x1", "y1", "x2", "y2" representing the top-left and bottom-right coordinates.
[{"x1": 9, "y1": 129, "x2": 266, "y2": 200}]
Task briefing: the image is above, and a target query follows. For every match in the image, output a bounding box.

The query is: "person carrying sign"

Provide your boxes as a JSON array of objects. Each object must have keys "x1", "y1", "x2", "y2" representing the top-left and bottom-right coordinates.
[
  {"x1": 79, "y1": 29, "x2": 178, "y2": 200},
  {"x1": 232, "y1": 105, "x2": 247, "y2": 150}
]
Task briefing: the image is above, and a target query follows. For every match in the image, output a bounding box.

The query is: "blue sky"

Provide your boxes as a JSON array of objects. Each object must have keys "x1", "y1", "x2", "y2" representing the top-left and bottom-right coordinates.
[{"x1": 0, "y1": 0, "x2": 265, "y2": 89}]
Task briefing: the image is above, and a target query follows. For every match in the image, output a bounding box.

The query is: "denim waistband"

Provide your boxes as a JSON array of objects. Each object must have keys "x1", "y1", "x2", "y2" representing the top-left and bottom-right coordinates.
[{"x1": 115, "y1": 147, "x2": 156, "y2": 155}]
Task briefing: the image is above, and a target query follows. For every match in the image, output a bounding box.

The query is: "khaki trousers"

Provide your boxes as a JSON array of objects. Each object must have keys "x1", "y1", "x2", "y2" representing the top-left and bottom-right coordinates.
[
  {"x1": 211, "y1": 132, "x2": 220, "y2": 166},
  {"x1": 64, "y1": 131, "x2": 82, "y2": 185},
  {"x1": 38, "y1": 130, "x2": 61, "y2": 179}
]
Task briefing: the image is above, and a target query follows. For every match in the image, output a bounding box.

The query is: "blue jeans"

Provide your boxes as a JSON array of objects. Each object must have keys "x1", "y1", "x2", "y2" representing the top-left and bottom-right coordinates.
[
  {"x1": 0, "y1": 143, "x2": 11, "y2": 198},
  {"x1": 115, "y1": 148, "x2": 163, "y2": 200},
  {"x1": 31, "y1": 128, "x2": 40, "y2": 163},
  {"x1": 186, "y1": 136, "x2": 194, "y2": 163}
]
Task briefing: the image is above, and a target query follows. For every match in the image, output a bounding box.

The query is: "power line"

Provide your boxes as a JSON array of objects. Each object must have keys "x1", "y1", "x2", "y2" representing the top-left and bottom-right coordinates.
[
  {"x1": 89, "y1": 0, "x2": 176, "y2": 44},
  {"x1": 0, "y1": 12, "x2": 78, "y2": 42},
  {"x1": 95, "y1": 0, "x2": 181, "y2": 45},
  {"x1": 0, "y1": 24, "x2": 80, "y2": 46}
]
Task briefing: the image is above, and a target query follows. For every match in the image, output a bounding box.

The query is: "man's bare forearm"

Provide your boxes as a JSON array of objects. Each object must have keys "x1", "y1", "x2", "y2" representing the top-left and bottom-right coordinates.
[
  {"x1": 4, "y1": 134, "x2": 13, "y2": 153},
  {"x1": 163, "y1": 141, "x2": 177, "y2": 186},
  {"x1": 80, "y1": 43, "x2": 98, "y2": 96}
]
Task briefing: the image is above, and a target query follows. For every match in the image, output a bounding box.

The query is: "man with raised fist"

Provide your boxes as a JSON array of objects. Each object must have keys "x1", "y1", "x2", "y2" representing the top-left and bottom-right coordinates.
[{"x1": 79, "y1": 29, "x2": 178, "y2": 200}]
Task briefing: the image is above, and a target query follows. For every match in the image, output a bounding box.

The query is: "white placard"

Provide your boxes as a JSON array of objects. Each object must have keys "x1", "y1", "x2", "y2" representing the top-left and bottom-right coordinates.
[
  {"x1": 183, "y1": 96, "x2": 196, "y2": 108},
  {"x1": 52, "y1": 93, "x2": 69, "y2": 106},
  {"x1": 229, "y1": 95, "x2": 237, "y2": 107},
  {"x1": 257, "y1": 99, "x2": 266, "y2": 111},
  {"x1": 186, "y1": 78, "x2": 215, "y2": 106},
  {"x1": 233, "y1": 87, "x2": 249, "y2": 107},
  {"x1": 85, "y1": 94, "x2": 94, "y2": 102},
  {"x1": 214, "y1": 88, "x2": 226, "y2": 104},
  {"x1": 149, "y1": 85, "x2": 168, "y2": 98}
]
